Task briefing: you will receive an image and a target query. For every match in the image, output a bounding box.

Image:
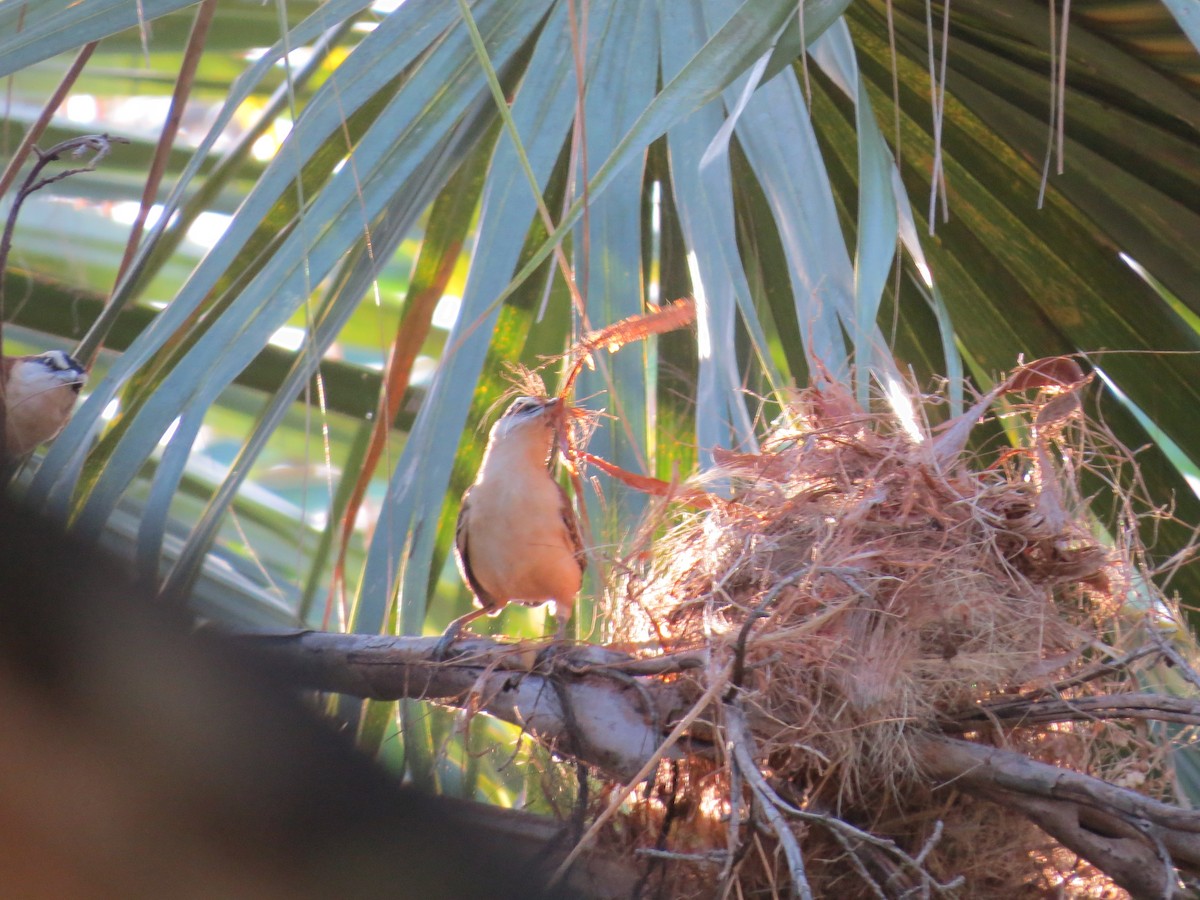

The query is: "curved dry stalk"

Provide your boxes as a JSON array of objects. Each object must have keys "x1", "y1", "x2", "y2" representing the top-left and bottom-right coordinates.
[
  {"x1": 727, "y1": 705, "x2": 964, "y2": 899},
  {"x1": 726, "y1": 704, "x2": 814, "y2": 900},
  {"x1": 547, "y1": 659, "x2": 732, "y2": 888},
  {"x1": 949, "y1": 692, "x2": 1200, "y2": 730},
  {"x1": 0, "y1": 134, "x2": 127, "y2": 317}
]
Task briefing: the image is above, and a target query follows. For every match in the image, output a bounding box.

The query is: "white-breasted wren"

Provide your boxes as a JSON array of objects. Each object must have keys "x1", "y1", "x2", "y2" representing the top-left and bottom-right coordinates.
[
  {"x1": 2, "y1": 350, "x2": 87, "y2": 459},
  {"x1": 435, "y1": 395, "x2": 585, "y2": 657}
]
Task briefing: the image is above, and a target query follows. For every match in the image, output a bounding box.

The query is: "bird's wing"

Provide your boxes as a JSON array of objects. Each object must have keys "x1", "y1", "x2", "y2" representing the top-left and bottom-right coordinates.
[
  {"x1": 556, "y1": 481, "x2": 587, "y2": 575},
  {"x1": 454, "y1": 493, "x2": 500, "y2": 611}
]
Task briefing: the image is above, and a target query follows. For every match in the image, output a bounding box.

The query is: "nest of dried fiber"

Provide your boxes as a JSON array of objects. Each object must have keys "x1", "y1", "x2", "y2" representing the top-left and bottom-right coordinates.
[{"x1": 606, "y1": 359, "x2": 1193, "y2": 898}]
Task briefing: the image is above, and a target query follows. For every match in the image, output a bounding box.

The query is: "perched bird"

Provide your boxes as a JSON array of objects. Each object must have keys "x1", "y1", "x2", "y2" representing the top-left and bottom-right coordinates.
[
  {"x1": 435, "y1": 395, "x2": 585, "y2": 658},
  {"x1": 2, "y1": 350, "x2": 87, "y2": 459}
]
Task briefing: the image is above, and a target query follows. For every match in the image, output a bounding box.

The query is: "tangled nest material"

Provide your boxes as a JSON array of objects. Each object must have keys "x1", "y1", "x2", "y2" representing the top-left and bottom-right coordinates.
[{"x1": 602, "y1": 361, "x2": 1194, "y2": 898}]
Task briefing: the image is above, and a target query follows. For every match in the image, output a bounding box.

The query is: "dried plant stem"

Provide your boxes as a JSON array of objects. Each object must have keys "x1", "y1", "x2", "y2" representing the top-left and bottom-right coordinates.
[
  {"x1": 548, "y1": 659, "x2": 732, "y2": 888},
  {"x1": 561, "y1": 298, "x2": 695, "y2": 397},
  {"x1": 0, "y1": 134, "x2": 126, "y2": 321},
  {"x1": 0, "y1": 42, "x2": 97, "y2": 202},
  {"x1": 728, "y1": 705, "x2": 964, "y2": 899},
  {"x1": 718, "y1": 754, "x2": 744, "y2": 890},
  {"x1": 727, "y1": 704, "x2": 814, "y2": 900},
  {"x1": 113, "y1": 0, "x2": 217, "y2": 290},
  {"x1": 1025, "y1": 642, "x2": 1162, "y2": 696},
  {"x1": 954, "y1": 692, "x2": 1200, "y2": 729},
  {"x1": 1150, "y1": 627, "x2": 1200, "y2": 693}
]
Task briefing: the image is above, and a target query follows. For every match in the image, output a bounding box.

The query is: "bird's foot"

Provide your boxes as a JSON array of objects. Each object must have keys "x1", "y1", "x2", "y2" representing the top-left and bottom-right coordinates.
[
  {"x1": 534, "y1": 639, "x2": 574, "y2": 673},
  {"x1": 431, "y1": 609, "x2": 490, "y2": 662},
  {"x1": 431, "y1": 621, "x2": 468, "y2": 662},
  {"x1": 431, "y1": 632, "x2": 458, "y2": 662}
]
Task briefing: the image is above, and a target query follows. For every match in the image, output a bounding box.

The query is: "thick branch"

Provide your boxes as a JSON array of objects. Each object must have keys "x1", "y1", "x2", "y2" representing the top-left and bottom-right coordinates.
[
  {"x1": 918, "y1": 735, "x2": 1200, "y2": 895},
  {"x1": 970, "y1": 787, "x2": 1173, "y2": 899},
  {"x1": 235, "y1": 630, "x2": 704, "y2": 781},
  {"x1": 239, "y1": 629, "x2": 1200, "y2": 895}
]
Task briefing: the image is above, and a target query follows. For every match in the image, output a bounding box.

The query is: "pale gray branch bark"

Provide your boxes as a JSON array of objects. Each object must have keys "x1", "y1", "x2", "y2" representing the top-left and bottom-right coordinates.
[
  {"x1": 235, "y1": 630, "x2": 706, "y2": 781},
  {"x1": 237, "y1": 629, "x2": 1200, "y2": 896},
  {"x1": 918, "y1": 735, "x2": 1200, "y2": 897}
]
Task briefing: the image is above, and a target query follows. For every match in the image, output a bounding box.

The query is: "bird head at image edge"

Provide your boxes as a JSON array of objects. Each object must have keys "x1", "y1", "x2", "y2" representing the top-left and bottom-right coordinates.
[
  {"x1": 2, "y1": 350, "x2": 88, "y2": 458},
  {"x1": 437, "y1": 395, "x2": 585, "y2": 656}
]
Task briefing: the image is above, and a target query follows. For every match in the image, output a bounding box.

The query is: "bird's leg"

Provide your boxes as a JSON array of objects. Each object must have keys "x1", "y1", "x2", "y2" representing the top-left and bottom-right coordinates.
[
  {"x1": 535, "y1": 601, "x2": 574, "y2": 670},
  {"x1": 553, "y1": 601, "x2": 573, "y2": 643},
  {"x1": 431, "y1": 607, "x2": 489, "y2": 661}
]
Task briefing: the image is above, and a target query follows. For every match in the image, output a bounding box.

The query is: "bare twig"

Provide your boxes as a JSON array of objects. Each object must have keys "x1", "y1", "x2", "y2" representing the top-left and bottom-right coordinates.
[
  {"x1": 1020, "y1": 642, "x2": 1162, "y2": 697},
  {"x1": 727, "y1": 571, "x2": 808, "y2": 699},
  {"x1": 826, "y1": 826, "x2": 888, "y2": 900},
  {"x1": 1151, "y1": 627, "x2": 1200, "y2": 693},
  {"x1": 718, "y1": 749, "x2": 743, "y2": 890},
  {"x1": 948, "y1": 692, "x2": 1200, "y2": 730},
  {"x1": 0, "y1": 42, "x2": 98, "y2": 201},
  {"x1": 729, "y1": 704, "x2": 963, "y2": 899},
  {"x1": 726, "y1": 704, "x2": 813, "y2": 900},
  {"x1": 634, "y1": 847, "x2": 725, "y2": 865},
  {"x1": 547, "y1": 659, "x2": 732, "y2": 887},
  {"x1": 0, "y1": 134, "x2": 128, "y2": 319}
]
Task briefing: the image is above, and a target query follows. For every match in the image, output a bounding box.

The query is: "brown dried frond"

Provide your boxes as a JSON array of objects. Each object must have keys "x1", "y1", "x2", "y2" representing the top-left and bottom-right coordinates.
[
  {"x1": 561, "y1": 298, "x2": 696, "y2": 397},
  {"x1": 500, "y1": 362, "x2": 548, "y2": 402}
]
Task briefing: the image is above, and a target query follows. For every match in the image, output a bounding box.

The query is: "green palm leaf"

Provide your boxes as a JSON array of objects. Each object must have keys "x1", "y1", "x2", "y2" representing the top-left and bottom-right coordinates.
[{"x1": 1, "y1": 1, "x2": 1198, "y2": 807}]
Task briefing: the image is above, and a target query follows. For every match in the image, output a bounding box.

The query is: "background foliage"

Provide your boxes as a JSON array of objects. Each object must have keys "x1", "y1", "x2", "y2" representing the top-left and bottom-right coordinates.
[{"x1": 0, "y1": 0, "x2": 1197, "y2": 798}]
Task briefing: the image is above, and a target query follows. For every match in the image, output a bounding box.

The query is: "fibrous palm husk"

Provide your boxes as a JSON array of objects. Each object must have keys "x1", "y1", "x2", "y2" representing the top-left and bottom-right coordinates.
[{"x1": 604, "y1": 365, "x2": 1189, "y2": 898}]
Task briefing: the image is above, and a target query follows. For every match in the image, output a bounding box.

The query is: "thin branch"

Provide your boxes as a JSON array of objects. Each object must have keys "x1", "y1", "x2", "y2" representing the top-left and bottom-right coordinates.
[
  {"x1": 1151, "y1": 628, "x2": 1200, "y2": 693},
  {"x1": 547, "y1": 660, "x2": 732, "y2": 887},
  {"x1": 0, "y1": 41, "x2": 98, "y2": 201},
  {"x1": 0, "y1": 134, "x2": 127, "y2": 320},
  {"x1": 947, "y1": 692, "x2": 1200, "y2": 730},
  {"x1": 729, "y1": 705, "x2": 963, "y2": 898},
  {"x1": 727, "y1": 571, "x2": 808, "y2": 699},
  {"x1": 726, "y1": 704, "x2": 814, "y2": 900},
  {"x1": 1024, "y1": 642, "x2": 1162, "y2": 696}
]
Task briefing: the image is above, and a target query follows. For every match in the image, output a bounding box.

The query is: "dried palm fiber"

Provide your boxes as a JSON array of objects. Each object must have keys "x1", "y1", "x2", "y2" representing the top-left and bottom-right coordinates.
[{"x1": 603, "y1": 363, "x2": 1186, "y2": 898}]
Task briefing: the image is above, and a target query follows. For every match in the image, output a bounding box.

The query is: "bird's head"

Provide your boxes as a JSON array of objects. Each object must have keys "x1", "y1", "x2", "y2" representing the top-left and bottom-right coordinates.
[
  {"x1": 491, "y1": 395, "x2": 560, "y2": 442},
  {"x1": 3, "y1": 350, "x2": 88, "y2": 457},
  {"x1": 21, "y1": 351, "x2": 88, "y2": 394},
  {"x1": 480, "y1": 396, "x2": 566, "y2": 472}
]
